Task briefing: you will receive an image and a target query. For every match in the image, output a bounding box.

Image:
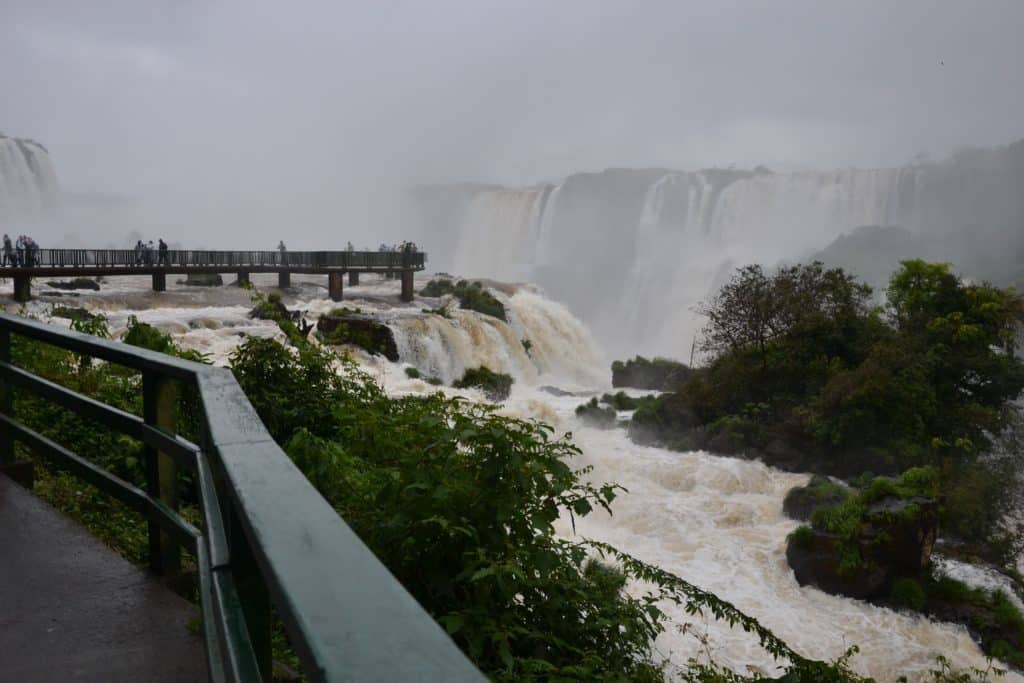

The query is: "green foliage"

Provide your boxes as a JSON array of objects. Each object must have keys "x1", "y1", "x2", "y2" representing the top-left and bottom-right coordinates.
[
  {"x1": 404, "y1": 367, "x2": 422, "y2": 379},
  {"x1": 452, "y1": 366, "x2": 514, "y2": 401},
  {"x1": 599, "y1": 391, "x2": 659, "y2": 411},
  {"x1": 890, "y1": 577, "x2": 927, "y2": 611},
  {"x1": 788, "y1": 525, "x2": 814, "y2": 549},
  {"x1": 420, "y1": 278, "x2": 507, "y2": 321}
]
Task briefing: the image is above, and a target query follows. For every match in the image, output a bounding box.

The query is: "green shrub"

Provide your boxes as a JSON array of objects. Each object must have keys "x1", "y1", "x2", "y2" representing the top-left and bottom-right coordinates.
[
  {"x1": 891, "y1": 578, "x2": 927, "y2": 611},
  {"x1": 419, "y1": 278, "x2": 506, "y2": 321},
  {"x1": 404, "y1": 367, "x2": 422, "y2": 379}
]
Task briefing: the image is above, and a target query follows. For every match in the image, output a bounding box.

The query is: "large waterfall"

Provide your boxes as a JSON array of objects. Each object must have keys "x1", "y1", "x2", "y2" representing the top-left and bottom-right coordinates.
[
  {"x1": 414, "y1": 139, "x2": 1024, "y2": 358},
  {"x1": 0, "y1": 135, "x2": 59, "y2": 216}
]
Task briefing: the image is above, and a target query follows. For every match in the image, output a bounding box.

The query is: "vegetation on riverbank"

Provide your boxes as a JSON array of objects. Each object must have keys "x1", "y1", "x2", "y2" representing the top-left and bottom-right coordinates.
[
  {"x1": 627, "y1": 260, "x2": 1024, "y2": 563},
  {"x1": 420, "y1": 277, "x2": 507, "y2": 321}
]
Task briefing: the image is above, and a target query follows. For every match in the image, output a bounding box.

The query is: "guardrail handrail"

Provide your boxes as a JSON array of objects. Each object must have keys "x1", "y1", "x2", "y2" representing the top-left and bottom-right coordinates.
[
  {"x1": 0, "y1": 249, "x2": 426, "y2": 270},
  {"x1": 0, "y1": 312, "x2": 482, "y2": 682}
]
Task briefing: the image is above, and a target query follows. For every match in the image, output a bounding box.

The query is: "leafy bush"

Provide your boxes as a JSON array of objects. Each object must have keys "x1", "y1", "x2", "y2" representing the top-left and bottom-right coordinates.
[
  {"x1": 891, "y1": 577, "x2": 927, "y2": 610},
  {"x1": 404, "y1": 367, "x2": 422, "y2": 379},
  {"x1": 419, "y1": 278, "x2": 506, "y2": 321}
]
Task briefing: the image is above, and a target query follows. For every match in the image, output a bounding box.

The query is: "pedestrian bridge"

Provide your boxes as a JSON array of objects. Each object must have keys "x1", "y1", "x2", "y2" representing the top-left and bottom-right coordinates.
[
  {"x1": 0, "y1": 249, "x2": 427, "y2": 303},
  {"x1": 0, "y1": 312, "x2": 482, "y2": 682}
]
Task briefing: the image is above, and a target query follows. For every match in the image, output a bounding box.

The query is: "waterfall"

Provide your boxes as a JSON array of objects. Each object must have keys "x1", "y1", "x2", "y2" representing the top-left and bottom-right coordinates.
[
  {"x1": 412, "y1": 149, "x2": 1013, "y2": 358},
  {"x1": 388, "y1": 284, "x2": 605, "y2": 386},
  {"x1": 450, "y1": 187, "x2": 553, "y2": 281},
  {"x1": 0, "y1": 136, "x2": 59, "y2": 216}
]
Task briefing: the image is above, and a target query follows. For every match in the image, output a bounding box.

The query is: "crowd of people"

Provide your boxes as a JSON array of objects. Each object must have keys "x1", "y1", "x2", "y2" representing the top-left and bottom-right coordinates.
[
  {"x1": 133, "y1": 239, "x2": 170, "y2": 265},
  {"x1": 2, "y1": 234, "x2": 41, "y2": 267}
]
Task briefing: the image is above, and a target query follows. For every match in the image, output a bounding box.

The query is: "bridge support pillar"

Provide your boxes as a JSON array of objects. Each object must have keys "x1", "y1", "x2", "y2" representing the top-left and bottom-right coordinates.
[
  {"x1": 278, "y1": 271, "x2": 291, "y2": 289},
  {"x1": 151, "y1": 272, "x2": 166, "y2": 292},
  {"x1": 328, "y1": 272, "x2": 344, "y2": 301},
  {"x1": 401, "y1": 270, "x2": 415, "y2": 302},
  {"x1": 237, "y1": 271, "x2": 250, "y2": 287},
  {"x1": 348, "y1": 271, "x2": 359, "y2": 286},
  {"x1": 13, "y1": 275, "x2": 30, "y2": 303}
]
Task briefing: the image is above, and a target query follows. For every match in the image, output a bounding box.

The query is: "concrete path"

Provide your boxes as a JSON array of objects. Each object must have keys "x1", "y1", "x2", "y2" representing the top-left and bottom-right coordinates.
[{"x1": 0, "y1": 473, "x2": 206, "y2": 682}]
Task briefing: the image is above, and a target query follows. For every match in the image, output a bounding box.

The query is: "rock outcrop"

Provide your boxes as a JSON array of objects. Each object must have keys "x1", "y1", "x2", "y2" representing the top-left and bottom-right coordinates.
[{"x1": 317, "y1": 313, "x2": 399, "y2": 361}]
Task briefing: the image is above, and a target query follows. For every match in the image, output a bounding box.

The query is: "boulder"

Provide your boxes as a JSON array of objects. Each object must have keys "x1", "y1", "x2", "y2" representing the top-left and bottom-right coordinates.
[
  {"x1": 50, "y1": 306, "x2": 100, "y2": 323},
  {"x1": 179, "y1": 273, "x2": 223, "y2": 287},
  {"x1": 786, "y1": 529, "x2": 890, "y2": 598},
  {"x1": 786, "y1": 495, "x2": 939, "y2": 600},
  {"x1": 46, "y1": 278, "x2": 100, "y2": 291},
  {"x1": 611, "y1": 356, "x2": 690, "y2": 390},
  {"x1": 317, "y1": 314, "x2": 399, "y2": 361}
]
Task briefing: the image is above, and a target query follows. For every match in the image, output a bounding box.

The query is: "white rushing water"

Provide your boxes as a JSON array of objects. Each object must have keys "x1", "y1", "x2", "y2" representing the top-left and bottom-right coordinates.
[
  {"x1": 0, "y1": 136, "x2": 59, "y2": 216},
  {"x1": 5, "y1": 272, "x2": 1019, "y2": 681}
]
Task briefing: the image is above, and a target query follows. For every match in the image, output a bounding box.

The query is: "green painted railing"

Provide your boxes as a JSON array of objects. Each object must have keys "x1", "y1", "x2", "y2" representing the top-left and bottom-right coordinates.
[{"x1": 0, "y1": 312, "x2": 483, "y2": 682}]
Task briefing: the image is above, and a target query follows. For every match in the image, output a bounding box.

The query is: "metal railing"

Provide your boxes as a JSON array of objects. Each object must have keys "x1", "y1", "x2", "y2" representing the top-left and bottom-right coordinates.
[
  {"x1": 0, "y1": 312, "x2": 482, "y2": 682},
  {"x1": 0, "y1": 249, "x2": 427, "y2": 270}
]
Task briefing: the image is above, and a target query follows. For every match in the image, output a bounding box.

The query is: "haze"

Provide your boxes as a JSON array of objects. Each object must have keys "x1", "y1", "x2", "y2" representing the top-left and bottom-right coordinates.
[{"x1": 2, "y1": 0, "x2": 1023, "y2": 247}]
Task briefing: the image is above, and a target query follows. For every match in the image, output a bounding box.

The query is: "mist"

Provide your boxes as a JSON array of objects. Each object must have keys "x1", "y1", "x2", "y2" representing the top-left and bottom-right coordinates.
[{"x1": 3, "y1": 0, "x2": 1023, "y2": 251}]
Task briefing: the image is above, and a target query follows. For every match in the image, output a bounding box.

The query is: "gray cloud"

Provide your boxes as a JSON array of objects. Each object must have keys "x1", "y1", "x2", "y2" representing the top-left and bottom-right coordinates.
[{"x1": 2, "y1": 0, "x2": 1022, "y2": 245}]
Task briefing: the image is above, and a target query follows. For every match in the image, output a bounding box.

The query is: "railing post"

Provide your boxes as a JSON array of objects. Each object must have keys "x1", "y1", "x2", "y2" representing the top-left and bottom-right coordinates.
[
  {"x1": 226, "y1": 502, "x2": 272, "y2": 679},
  {"x1": 0, "y1": 327, "x2": 12, "y2": 466},
  {"x1": 143, "y1": 372, "x2": 181, "y2": 577}
]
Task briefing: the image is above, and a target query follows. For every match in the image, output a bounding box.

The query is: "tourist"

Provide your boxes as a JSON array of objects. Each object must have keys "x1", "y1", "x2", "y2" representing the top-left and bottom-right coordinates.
[
  {"x1": 2, "y1": 234, "x2": 13, "y2": 267},
  {"x1": 26, "y1": 237, "x2": 38, "y2": 267},
  {"x1": 15, "y1": 236, "x2": 25, "y2": 267},
  {"x1": 278, "y1": 240, "x2": 287, "y2": 266},
  {"x1": 146, "y1": 240, "x2": 155, "y2": 265},
  {"x1": 134, "y1": 240, "x2": 144, "y2": 265},
  {"x1": 158, "y1": 239, "x2": 169, "y2": 265}
]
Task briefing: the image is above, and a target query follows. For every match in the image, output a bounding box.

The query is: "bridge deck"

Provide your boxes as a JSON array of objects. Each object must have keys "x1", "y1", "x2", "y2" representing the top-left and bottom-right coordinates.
[{"x1": 0, "y1": 473, "x2": 206, "y2": 682}]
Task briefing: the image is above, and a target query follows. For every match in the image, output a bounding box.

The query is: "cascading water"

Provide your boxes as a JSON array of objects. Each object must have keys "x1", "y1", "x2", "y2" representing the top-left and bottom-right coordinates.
[{"x1": 0, "y1": 136, "x2": 59, "y2": 215}]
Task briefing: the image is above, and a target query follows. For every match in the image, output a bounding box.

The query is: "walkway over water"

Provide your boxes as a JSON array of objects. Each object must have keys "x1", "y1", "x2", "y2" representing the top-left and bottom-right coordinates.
[
  {"x1": 0, "y1": 472, "x2": 206, "y2": 682},
  {"x1": 0, "y1": 249, "x2": 427, "y2": 303}
]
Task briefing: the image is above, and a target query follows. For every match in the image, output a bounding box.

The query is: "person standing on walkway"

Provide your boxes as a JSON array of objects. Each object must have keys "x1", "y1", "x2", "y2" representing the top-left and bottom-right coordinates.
[
  {"x1": 158, "y1": 239, "x2": 169, "y2": 265},
  {"x1": 2, "y1": 235, "x2": 13, "y2": 267},
  {"x1": 15, "y1": 236, "x2": 25, "y2": 267},
  {"x1": 278, "y1": 240, "x2": 287, "y2": 265}
]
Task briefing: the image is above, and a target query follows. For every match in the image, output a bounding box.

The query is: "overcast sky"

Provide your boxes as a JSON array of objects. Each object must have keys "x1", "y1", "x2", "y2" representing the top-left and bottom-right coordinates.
[{"x1": 2, "y1": 0, "x2": 1022, "y2": 243}]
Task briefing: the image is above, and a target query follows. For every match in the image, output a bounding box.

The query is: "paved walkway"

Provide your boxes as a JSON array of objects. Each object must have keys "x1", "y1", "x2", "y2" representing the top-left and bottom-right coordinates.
[{"x1": 0, "y1": 473, "x2": 206, "y2": 682}]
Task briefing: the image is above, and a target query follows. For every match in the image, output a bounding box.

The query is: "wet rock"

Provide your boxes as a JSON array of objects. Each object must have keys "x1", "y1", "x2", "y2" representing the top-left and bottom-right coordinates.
[
  {"x1": 49, "y1": 306, "x2": 100, "y2": 322},
  {"x1": 539, "y1": 385, "x2": 578, "y2": 397},
  {"x1": 611, "y1": 356, "x2": 690, "y2": 390},
  {"x1": 786, "y1": 495, "x2": 939, "y2": 599},
  {"x1": 317, "y1": 314, "x2": 399, "y2": 361},
  {"x1": 46, "y1": 278, "x2": 100, "y2": 291},
  {"x1": 178, "y1": 273, "x2": 223, "y2": 287}
]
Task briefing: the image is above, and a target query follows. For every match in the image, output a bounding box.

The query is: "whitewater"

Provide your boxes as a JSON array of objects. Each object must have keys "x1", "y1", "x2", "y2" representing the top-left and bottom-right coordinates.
[{"x1": 3, "y1": 272, "x2": 1018, "y2": 681}]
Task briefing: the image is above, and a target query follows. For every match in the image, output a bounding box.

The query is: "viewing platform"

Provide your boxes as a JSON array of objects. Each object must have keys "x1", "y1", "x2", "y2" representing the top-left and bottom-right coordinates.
[{"x1": 0, "y1": 249, "x2": 427, "y2": 303}]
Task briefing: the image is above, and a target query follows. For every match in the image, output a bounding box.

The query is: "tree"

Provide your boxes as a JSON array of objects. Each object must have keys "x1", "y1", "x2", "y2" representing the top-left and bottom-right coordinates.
[{"x1": 697, "y1": 262, "x2": 873, "y2": 361}]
